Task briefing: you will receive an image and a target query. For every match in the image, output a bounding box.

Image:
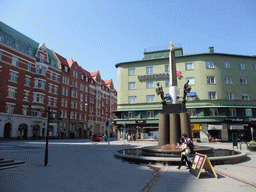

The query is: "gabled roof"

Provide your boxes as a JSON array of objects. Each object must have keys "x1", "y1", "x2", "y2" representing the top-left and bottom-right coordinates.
[
  {"x1": 54, "y1": 52, "x2": 69, "y2": 66},
  {"x1": 66, "y1": 58, "x2": 75, "y2": 68},
  {"x1": 81, "y1": 68, "x2": 93, "y2": 79},
  {"x1": 90, "y1": 71, "x2": 99, "y2": 77}
]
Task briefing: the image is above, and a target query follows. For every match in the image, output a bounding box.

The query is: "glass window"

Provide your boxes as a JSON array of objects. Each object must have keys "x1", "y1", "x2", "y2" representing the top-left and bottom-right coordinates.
[
  {"x1": 49, "y1": 84, "x2": 53, "y2": 93},
  {"x1": 6, "y1": 104, "x2": 15, "y2": 114},
  {"x1": 206, "y1": 61, "x2": 214, "y2": 69},
  {"x1": 253, "y1": 64, "x2": 256, "y2": 71},
  {"x1": 9, "y1": 71, "x2": 18, "y2": 82},
  {"x1": 226, "y1": 92, "x2": 234, "y2": 100},
  {"x1": 41, "y1": 81, "x2": 46, "y2": 89},
  {"x1": 229, "y1": 108, "x2": 236, "y2": 116},
  {"x1": 240, "y1": 78, "x2": 247, "y2": 85},
  {"x1": 0, "y1": 50, "x2": 2, "y2": 60},
  {"x1": 223, "y1": 62, "x2": 230, "y2": 69},
  {"x1": 208, "y1": 92, "x2": 216, "y2": 99},
  {"x1": 22, "y1": 107, "x2": 28, "y2": 116},
  {"x1": 36, "y1": 66, "x2": 40, "y2": 74},
  {"x1": 54, "y1": 86, "x2": 58, "y2": 94},
  {"x1": 207, "y1": 76, "x2": 215, "y2": 84},
  {"x1": 165, "y1": 80, "x2": 169, "y2": 87},
  {"x1": 12, "y1": 57, "x2": 19, "y2": 66},
  {"x1": 239, "y1": 63, "x2": 245, "y2": 70},
  {"x1": 34, "y1": 79, "x2": 39, "y2": 88},
  {"x1": 147, "y1": 111, "x2": 154, "y2": 118},
  {"x1": 224, "y1": 77, "x2": 232, "y2": 84},
  {"x1": 8, "y1": 87, "x2": 16, "y2": 98},
  {"x1": 24, "y1": 91, "x2": 29, "y2": 101},
  {"x1": 41, "y1": 67, "x2": 46, "y2": 75},
  {"x1": 128, "y1": 111, "x2": 135, "y2": 119},
  {"x1": 25, "y1": 76, "x2": 30, "y2": 86},
  {"x1": 50, "y1": 72, "x2": 53, "y2": 79},
  {"x1": 65, "y1": 66, "x2": 68, "y2": 72},
  {"x1": 210, "y1": 108, "x2": 218, "y2": 116},
  {"x1": 185, "y1": 63, "x2": 193, "y2": 70},
  {"x1": 129, "y1": 96, "x2": 136, "y2": 104},
  {"x1": 242, "y1": 94, "x2": 249, "y2": 100},
  {"x1": 128, "y1": 82, "x2": 136, "y2": 89},
  {"x1": 186, "y1": 77, "x2": 194, "y2": 85},
  {"x1": 27, "y1": 63, "x2": 31, "y2": 71},
  {"x1": 165, "y1": 65, "x2": 169, "y2": 72},
  {"x1": 146, "y1": 81, "x2": 154, "y2": 88},
  {"x1": 129, "y1": 68, "x2": 135, "y2": 76},
  {"x1": 146, "y1": 67, "x2": 153, "y2": 74},
  {"x1": 245, "y1": 109, "x2": 252, "y2": 117},
  {"x1": 188, "y1": 109, "x2": 197, "y2": 117},
  {"x1": 147, "y1": 95, "x2": 154, "y2": 103}
]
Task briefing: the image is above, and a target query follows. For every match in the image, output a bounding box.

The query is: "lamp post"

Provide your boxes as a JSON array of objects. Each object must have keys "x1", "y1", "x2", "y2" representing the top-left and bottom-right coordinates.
[{"x1": 44, "y1": 107, "x2": 51, "y2": 166}]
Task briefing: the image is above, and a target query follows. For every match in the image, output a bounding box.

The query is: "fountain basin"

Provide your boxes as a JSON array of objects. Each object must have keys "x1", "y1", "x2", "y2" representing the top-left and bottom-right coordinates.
[{"x1": 114, "y1": 147, "x2": 247, "y2": 166}]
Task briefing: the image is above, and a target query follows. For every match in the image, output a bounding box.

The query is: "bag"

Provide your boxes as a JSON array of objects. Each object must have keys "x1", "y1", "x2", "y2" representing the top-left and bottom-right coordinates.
[
  {"x1": 188, "y1": 143, "x2": 195, "y2": 153},
  {"x1": 185, "y1": 148, "x2": 191, "y2": 155}
]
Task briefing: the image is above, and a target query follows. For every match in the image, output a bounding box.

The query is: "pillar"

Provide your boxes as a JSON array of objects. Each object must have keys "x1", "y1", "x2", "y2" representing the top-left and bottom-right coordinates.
[
  {"x1": 169, "y1": 113, "x2": 180, "y2": 145},
  {"x1": 180, "y1": 112, "x2": 192, "y2": 139},
  {"x1": 158, "y1": 113, "x2": 169, "y2": 145}
]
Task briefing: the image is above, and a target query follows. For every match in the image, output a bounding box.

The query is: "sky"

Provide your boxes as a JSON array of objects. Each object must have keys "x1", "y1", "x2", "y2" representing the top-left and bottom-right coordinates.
[{"x1": 1, "y1": 0, "x2": 256, "y2": 90}]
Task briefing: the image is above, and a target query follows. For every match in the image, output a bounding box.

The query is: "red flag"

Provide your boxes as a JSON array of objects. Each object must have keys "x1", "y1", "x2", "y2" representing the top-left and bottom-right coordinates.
[{"x1": 176, "y1": 70, "x2": 182, "y2": 77}]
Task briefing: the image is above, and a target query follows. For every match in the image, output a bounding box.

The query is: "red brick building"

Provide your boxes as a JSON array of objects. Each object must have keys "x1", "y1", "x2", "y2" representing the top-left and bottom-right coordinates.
[{"x1": 0, "y1": 22, "x2": 117, "y2": 139}]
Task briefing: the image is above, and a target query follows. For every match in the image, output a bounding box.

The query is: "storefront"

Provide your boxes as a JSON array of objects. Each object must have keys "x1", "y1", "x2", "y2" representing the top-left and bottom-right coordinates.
[{"x1": 208, "y1": 124, "x2": 222, "y2": 140}]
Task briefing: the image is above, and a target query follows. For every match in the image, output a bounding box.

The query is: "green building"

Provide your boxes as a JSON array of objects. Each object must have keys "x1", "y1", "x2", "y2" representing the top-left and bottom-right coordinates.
[{"x1": 114, "y1": 46, "x2": 256, "y2": 142}]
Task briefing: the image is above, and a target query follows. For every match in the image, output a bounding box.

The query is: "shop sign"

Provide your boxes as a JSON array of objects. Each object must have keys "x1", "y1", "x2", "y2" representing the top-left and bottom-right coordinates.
[
  {"x1": 136, "y1": 120, "x2": 146, "y2": 124},
  {"x1": 138, "y1": 73, "x2": 169, "y2": 80},
  {"x1": 224, "y1": 118, "x2": 244, "y2": 122},
  {"x1": 249, "y1": 117, "x2": 256, "y2": 122}
]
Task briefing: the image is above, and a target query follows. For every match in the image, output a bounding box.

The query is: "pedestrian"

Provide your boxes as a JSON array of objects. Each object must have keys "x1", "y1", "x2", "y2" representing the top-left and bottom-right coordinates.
[
  {"x1": 128, "y1": 134, "x2": 131, "y2": 142},
  {"x1": 104, "y1": 133, "x2": 107, "y2": 142},
  {"x1": 177, "y1": 138, "x2": 192, "y2": 169},
  {"x1": 181, "y1": 133, "x2": 194, "y2": 164},
  {"x1": 131, "y1": 134, "x2": 133, "y2": 142}
]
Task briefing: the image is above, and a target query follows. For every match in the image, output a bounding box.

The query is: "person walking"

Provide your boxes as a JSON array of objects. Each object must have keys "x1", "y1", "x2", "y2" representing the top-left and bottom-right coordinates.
[
  {"x1": 177, "y1": 138, "x2": 192, "y2": 169},
  {"x1": 104, "y1": 133, "x2": 107, "y2": 142}
]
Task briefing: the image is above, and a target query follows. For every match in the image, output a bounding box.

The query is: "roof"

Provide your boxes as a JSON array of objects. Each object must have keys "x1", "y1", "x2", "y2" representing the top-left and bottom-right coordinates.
[
  {"x1": 54, "y1": 52, "x2": 69, "y2": 66},
  {"x1": 90, "y1": 71, "x2": 99, "y2": 77},
  {"x1": 0, "y1": 21, "x2": 59, "y2": 70},
  {"x1": 66, "y1": 58, "x2": 75, "y2": 68}
]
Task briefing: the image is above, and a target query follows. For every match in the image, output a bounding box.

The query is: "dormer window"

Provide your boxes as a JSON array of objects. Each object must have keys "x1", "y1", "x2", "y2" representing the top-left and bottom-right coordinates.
[
  {"x1": 40, "y1": 56, "x2": 44, "y2": 63},
  {"x1": 81, "y1": 75, "x2": 84, "y2": 80},
  {"x1": 64, "y1": 66, "x2": 68, "y2": 72}
]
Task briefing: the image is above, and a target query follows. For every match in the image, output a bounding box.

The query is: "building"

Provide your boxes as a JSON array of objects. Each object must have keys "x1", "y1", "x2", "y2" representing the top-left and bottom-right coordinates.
[
  {"x1": 114, "y1": 45, "x2": 256, "y2": 142},
  {"x1": 0, "y1": 21, "x2": 117, "y2": 139}
]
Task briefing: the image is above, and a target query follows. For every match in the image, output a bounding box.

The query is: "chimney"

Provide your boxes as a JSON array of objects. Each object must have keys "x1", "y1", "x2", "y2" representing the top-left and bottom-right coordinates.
[{"x1": 208, "y1": 47, "x2": 214, "y2": 53}]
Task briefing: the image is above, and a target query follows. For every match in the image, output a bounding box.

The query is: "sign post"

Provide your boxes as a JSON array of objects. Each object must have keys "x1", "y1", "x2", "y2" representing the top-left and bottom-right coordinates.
[{"x1": 189, "y1": 152, "x2": 217, "y2": 179}]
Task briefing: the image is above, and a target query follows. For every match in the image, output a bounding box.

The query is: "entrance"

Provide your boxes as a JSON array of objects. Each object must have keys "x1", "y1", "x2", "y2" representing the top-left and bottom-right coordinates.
[
  {"x1": 4, "y1": 123, "x2": 12, "y2": 138},
  {"x1": 18, "y1": 124, "x2": 28, "y2": 139}
]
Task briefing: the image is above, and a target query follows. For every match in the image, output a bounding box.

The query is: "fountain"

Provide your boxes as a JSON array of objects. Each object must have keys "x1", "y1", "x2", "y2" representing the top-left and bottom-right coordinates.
[{"x1": 114, "y1": 42, "x2": 247, "y2": 165}]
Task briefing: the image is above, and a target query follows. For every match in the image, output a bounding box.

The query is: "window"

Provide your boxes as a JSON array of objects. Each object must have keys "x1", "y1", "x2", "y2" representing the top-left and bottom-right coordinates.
[
  {"x1": 40, "y1": 57, "x2": 44, "y2": 63},
  {"x1": 207, "y1": 76, "x2": 215, "y2": 84},
  {"x1": 53, "y1": 98, "x2": 57, "y2": 107},
  {"x1": 6, "y1": 103, "x2": 15, "y2": 114},
  {"x1": 48, "y1": 97, "x2": 52, "y2": 106},
  {"x1": 65, "y1": 66, "x2": 68, "y2": 72},
  {"x1": 239, "y1": 63, "x2": 245, "y2": 70},
  {"x1": 22, "y1": 106, "x2": 28, "y2": 116},
  {"x1": 223, "y1": 62, "x2": 230, "y2": 69},
  {"x1": 66, "y1": 88, "x2": 68, "y2": 96},
  {"x1": 80, "y1": 104, "x2": 83, "y2": 111},
  {"x1": 36, "y1": 66, "x2": 40, "y2": 74},
  {"x1": 25, "y1": 76, "x2": 31, "y2": 86},
  {"x1": 41, "y1": 67, "x2": 46, "y2": 75},
  {"x1": 129, "y1": 96, "x2": 136, "y2": 104},
  {"x1": 242, "y1": 94, "x2": 249, "y2": 100},
  {"x1": 165, "y1": 80, "x2": 169, "y2": 87},
  {"x1": 186, "y1": 77, "x2": 194, "y2": 85},
  {"x1": 34, "y1": 79, "x2": 39, "y2": 88},
  {"x1": 50, "y1": 72, "x2": 53, "y2": 80},
  {"x1": 73, "y1": 71, "x2": 76, "y2": 77},
  {"x1": 147, "y1": 111, "x2": 154, "y2": 118},
  {"x1": 210, "y1": 108, "x2": 218, "y2": 116},
  {"x1": 208, "y1": 92, "x2": 216, "y2": 99},
  {"x1": 185, "y1": 63, "x2": 193, "y2": 70},
  {"x1": 226, "y1": 92, "x2": 234, "y2": 100},
  {"x1": 165, "y1": 65, "x2": 169, "y2": 72},
  {"x1": 240, "y1": 78, "x2": 247, "y2": 85},
  {"x1": 224, "y1": 77, "x2": 232, "y2": 84},
  {"x1": 206, "y1": 61, "x2": 214, "y2": 69},
  {"x1": 61, "y1": 98, "x2": 64, "y2": 106},
  {"x1": 8, "y1": 87, "x2": 16, "y2": 98},
  {"x1": 147, "y1": 95, "x2": 154, "y2": 103},
  {"x1": 85, "y1": 95, "x2": 88, "y2": 102},
  {"x1": 188, "y1": 109, "x2": 197, "y2": 117},
  {"x1": 129, "y1": 82, "x2": 136, "y2": 90},
  {"x1": 129, "y1": 68, "x2": 135, "y2": 76},
  {"x1": 146, "y1": 67, "x2": 153, "y2": 74},
  {"x1": 80, "y1": 93, "x2": 83, "y2": 102},
  {"x1": 102, "y1": 101, "x2": 104, "y2": 106},
  {"x1": 229, "y1": 108, "x2": 236, "y2": 116},
  {"x1": 0, "y1": 50, "x2": 2, "y2": 60},
  {"x1": 55, "y1": 74, "x2": 58, "y2": 81},
  {"x1": 27, "y1": 63, "x2": 31, "y2": 71},
  {"x1": 49, "y1": 84, "x2": 53, "y2": 93},
  {"x1": 54, "y1": 86, "x2": 58, "y2": 94},
  {"x1": 245, "y1": 109, "x2": 252, "y2": 117},
  {"x1": 9, "y1": 71, "x2": 18, "y2": 82},
  {"x1": 12, "y1": 57, "x2": 19, "y2": 66},
  {"x1": 80, "y1": 84, "x2": 84, "y2": 91},
  {"x1": 128, "y1": 111, "x2": 135, "y2": 119},
  {"x1": 146, "y1": 81, "x2": 154, "y2": 88},
  {"x1": 24, "y1": 91, "x2": 29, "y2": 101},
  {"x1": 85, "y1": 86, "x2": 88, "y2": 92},
  {"x1": 33, "y1": 93, "x2": 45, "y2": 103},
  {"x1": 254, "y1": 64, "x2": 256, "y2": 71}
]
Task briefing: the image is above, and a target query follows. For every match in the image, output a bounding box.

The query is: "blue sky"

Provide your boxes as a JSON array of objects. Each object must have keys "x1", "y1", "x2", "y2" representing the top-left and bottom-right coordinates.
[{"x1": 1, "y1": 0, "x2": 255, "y2": 89}]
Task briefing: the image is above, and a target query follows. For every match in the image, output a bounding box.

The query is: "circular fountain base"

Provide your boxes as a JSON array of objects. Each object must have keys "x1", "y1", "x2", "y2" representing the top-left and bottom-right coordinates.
[{"x1": 114, "y1": 145, "x2": 247, "y2": 166}]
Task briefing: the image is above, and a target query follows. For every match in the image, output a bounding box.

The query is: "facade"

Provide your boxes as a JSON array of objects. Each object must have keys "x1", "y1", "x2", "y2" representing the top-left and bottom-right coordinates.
[
  {"x1": 0, "y1": 21, "x2": 117, "y2": 139},
  {"x1": 114, "y1": 46, "x2": 256, "y2": 142}
]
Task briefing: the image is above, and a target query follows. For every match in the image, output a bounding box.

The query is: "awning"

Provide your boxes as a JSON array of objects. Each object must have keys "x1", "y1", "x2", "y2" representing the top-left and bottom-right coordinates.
[
  {"x1": 229, "y1": 125, "x2": 244, "y2": 130},
  {"x1": 208, "y1": 124, "x2": 223, "y2": 130},
  {"x1": 187, "y1": 92, "x2": 195, "y2": 96}
]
